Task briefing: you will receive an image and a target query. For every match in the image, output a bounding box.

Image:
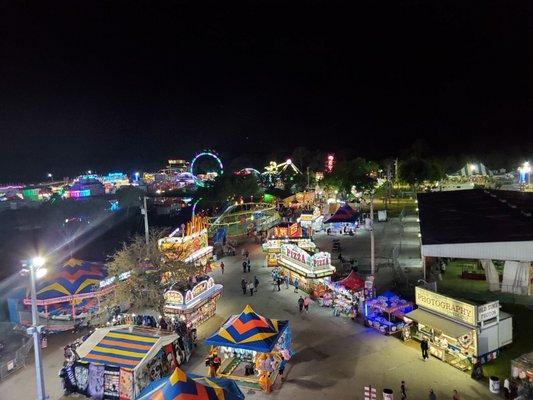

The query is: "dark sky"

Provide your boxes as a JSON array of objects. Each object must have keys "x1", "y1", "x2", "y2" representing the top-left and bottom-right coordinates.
[{"x1": 0, "y1": 1, "x2": 528, "y2": 181}]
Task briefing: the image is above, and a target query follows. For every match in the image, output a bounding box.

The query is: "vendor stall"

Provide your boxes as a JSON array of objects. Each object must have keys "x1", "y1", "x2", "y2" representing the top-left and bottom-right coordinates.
[
  {"x1": 137, "y1": 366, "x2": 245, "y2": 400},
  {"x1": 262, "y1": 222, "x2": 317, "y2": 267},
  {"x1": 159, "y1": 215, "x2": 213, "y2": 269},
  {"x1": 21, "y1": 258, "x2": 113, "y2": 331},
  {"x1": 405, "y1": 287, "x2": 513, "y2": 371},
  {"x1": 164, "y1": 276, "x2": 223, "y2": 328},
  {"x1": 364, "y1": 291, "x2": 413, "y2": 336},
  {"x1": 323, "y1": 270, "x2": 365, "y2": 317},
  {"x1": 277, "y1": 244, "x2": 335, "y2": 296},
  {"x1": 204, "y1": 305, "x2": 292, "y2": 393},
  {"x1": 297, "y1": 208, "x2": 323, "y2": 234},
  {"x1": 70, "y1": 325, "x2": 193, "y2": 399},
  {"x1": 323, "y1": 203, "x2": 360, "y2": 234}
]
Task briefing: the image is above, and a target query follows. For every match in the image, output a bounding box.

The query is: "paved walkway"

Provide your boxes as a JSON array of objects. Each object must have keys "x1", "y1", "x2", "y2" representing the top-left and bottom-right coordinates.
[{"x1": 0, "y1": 238, "x2": 496, "y2": 400}]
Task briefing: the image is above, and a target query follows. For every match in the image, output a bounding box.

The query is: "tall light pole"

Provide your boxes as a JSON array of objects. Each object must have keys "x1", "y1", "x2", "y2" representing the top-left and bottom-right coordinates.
[
  {"x1": 142, "y1": 196, "x2": 149, "y2": 246},
  {"x1": 369, "y1": 192, "x2": 375, "y2": 276},
  {"x1": 26, "y1": 257, "x2": 47, "y2": 400}
]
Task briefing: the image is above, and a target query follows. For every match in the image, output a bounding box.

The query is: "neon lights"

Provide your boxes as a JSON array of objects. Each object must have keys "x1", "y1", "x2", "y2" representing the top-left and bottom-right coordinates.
[
  {"x1": 189, "y1": 151, "x2": 224, "y2": 175},
  {"x1": 326, "y1": 154, "x2": 335, "y2": 172}
]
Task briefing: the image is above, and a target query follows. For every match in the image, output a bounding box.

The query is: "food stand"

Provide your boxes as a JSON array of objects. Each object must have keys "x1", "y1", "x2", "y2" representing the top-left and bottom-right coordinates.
[
  {"x1": 277, "y1": 244, "x2": 335, "y2": 296},
  {"x1": 164, "y1": 276, "x2": 223, "y2": 328},
  {"x1": 323, "y1": 270, "x2": 365, "y2": 317},
  {"x1": 405, "y1": 287, "x2": 513, "y2": 370},
  {"x1": 297, "y1": 207, "x2": 324, "y2": 234},
  {"x1": 262, "y1": 222, "x2": 317, "y2": 267},
  {"x1": 158, "y1": 215, "x2": 213, "y2": 269},
  {"x1": 364, "y1": 291, "x2": 413, "y2": 335},
  {"x1": 204, "y1": 305, "x2": 292, "y2": 393}
]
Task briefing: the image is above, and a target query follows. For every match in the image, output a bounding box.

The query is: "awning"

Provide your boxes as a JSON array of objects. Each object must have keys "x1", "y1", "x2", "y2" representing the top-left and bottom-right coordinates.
[{"x1": 405, "y1": 308, "x2": 474, "y2": 339}]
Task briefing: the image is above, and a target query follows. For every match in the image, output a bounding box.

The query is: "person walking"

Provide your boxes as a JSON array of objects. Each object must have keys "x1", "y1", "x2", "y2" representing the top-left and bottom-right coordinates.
[
  {"x1": 303, "y1": 296, "x2": 310, "y2": 313},
  {"x1": 298, "y1": 296, "x2": 304, "y2": 313},
  {"x1": 294, "y1": 278, "x2": 299, "y2": 293},
  {"x1": 254, "y1": 276, "x2": 259, "y2": 292},
  {"x1": 421, "y1": 338, "x2": 429, "y2": 361},
  {"x1": 400, "y1": 380, "x2": 407, "y2": 400},
  {"x1": 247, "y1": 260, "x2": 251, "y2": 273},
  {"x1": 428, "y1": 389, "x2": 436, "y2": 400},
  {"x1": 241, "y1": 278, "x2": 247, "y2": 295},
  {"x1": 276, "y1": 277, "x2": 282, "y2": 291},
  {"x1": 242, "y1": 261, "x2": 247, "y2": 273},
  {"x1": 220, "y1": 261, "x2": 225, "y2": 274},
  {"x1": 248, "y1": 281, "x2": 254, "y2": 296},
  {"x1": 284, "y1": 275, "x2": 289, "y2": 289},
  {"x1": 503, "y1": 378, "x2": 510, "y2": 399}
]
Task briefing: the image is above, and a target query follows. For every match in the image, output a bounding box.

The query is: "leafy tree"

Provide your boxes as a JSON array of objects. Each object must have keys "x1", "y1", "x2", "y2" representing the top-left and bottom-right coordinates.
[
  {"x1": 398, "y1": 157, "x2": 444, "y2": 191},
  {"x1": 195, "y1": 174, "x2": 263, "y2": 206},
  {"x1": 100, "y1": 228, "x2": 204, "y2": 315},
  {"x1": 322, "y1": 158, "x2": 378, "y2": 196}
]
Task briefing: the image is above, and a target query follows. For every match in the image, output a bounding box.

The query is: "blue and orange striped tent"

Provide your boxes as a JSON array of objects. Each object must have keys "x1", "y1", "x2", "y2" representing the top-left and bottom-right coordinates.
[
  {"x1": 137, "y1": 367, "x2": 245, "y2": 400},
  {"x1": 36, "y1": 258, "x2": 106, "y2": 300},
  {"x1": 204, "y1": 305, "x2": 288, "y2": 353},
  {"x1": 80, "y1": 328, "x2": 160, "y2": 369}
]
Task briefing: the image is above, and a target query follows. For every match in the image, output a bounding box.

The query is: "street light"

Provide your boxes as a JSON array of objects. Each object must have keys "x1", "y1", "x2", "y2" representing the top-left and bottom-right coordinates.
[{"x1": 25, "y1": 256, "x2": 47, "y2": 400}]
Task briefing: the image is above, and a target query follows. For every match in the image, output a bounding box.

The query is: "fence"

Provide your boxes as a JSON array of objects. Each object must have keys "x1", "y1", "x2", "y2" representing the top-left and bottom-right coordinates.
[{"x1": 0, "y1": 323, "x2": 33, "y2": 381}]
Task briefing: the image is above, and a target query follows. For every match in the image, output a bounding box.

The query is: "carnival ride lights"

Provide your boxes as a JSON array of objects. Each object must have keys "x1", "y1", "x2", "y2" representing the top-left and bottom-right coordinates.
[
  {"x1": 326, "y1": 154, "x2": 335, "y2": 172},
  {"x1": 518, "y1": 161, "x2": 531, "y2": 185},
  {"x1": 233, "y1": 167, "x2": 262, "y2": 177},
  {"x1": 189, "y1": 150, "x2": 224, "y2": 176},
  {"x1": 263, "y1": 158, "x2": 302, "y2": 178}
]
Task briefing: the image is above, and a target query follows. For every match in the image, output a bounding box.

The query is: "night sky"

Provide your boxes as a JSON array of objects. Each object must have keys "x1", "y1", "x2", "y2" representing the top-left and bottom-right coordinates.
[{"x1": 0, "y1": 1, "x2": 528, "y2": 181}]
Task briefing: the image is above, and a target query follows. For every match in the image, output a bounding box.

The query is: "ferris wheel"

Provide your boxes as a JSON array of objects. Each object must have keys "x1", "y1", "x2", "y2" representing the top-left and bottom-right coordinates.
[{"x1": 189, "y1": 150, "x2": 224, "y2": 176}]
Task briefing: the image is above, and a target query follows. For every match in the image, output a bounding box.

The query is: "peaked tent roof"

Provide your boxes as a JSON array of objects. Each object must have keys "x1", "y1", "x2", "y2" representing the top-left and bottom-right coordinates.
[
  {"x1": 137, "y1": 367, "x2": 245, "y2": 400},
  {"x1": 337, "y1": 270, "x2": 364, "y2": 291},
  {"x1": 324, "y1": 204, "x2": 359, "y2": 224},
  {"x1": 77, "y1": 326, "x2": 177, "y2": 371},
  {"x1": 36, "y1": 258, "x2": 106, "y2": 300},
  {"x1": 454, "y1": 162, "x2": 493, "y2": 177},
  {"x1": 204, "y1": 305, "x2": 288, "y2": 353}
]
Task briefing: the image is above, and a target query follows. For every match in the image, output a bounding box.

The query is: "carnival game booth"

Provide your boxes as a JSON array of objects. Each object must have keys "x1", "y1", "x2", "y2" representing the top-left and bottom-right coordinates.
[
  {"x1": 72, "y1": 325, "x2": 191, "y2": 399},
  {"x1": 405, "y1": 287, "x2": 513, "y2": 371},
  {"x1": 277, "y1": 244, "x2": 335, "y2": 296},
  {"x1": 21, "y1": 258, "x2": 114, "y2": 331},
  {"x1": 323, "y1": 270, "x2": 365, "y2": 317},
  {"x1": 262, "y1": 222, "x2": 317, "y2": 267},
  {"x1": 324, "y1": 203, "x2": 360, "y2": 234},
  {"x1": 137, "y1": 367, "x2": 245, "y2": 400},
  {"x1": 364, "y1": 291, "x2": 413, "y2": 335},
  {"x1": 159, "y1": 215, "x2": 213, "y2": 269},
  {"x1": 164, "y1": 276, "x2": 223, "y2": 328},
  {"x1": 204, "y1": 305, "x2": 292, "y2": 393}
]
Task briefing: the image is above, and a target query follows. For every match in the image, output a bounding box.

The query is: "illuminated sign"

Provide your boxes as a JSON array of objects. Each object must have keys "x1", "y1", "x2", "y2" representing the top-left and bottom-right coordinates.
[
  {"x1": 415, "y1": 287, "x2": 476, "y2": 326},
  {"x1": 192, "y1": 281, "x2": 208, "y2": 298},
  {"x1": 281, "y1": 244, "x2": 332, "y2": 270},
  {"x1": 165, "y1": 291, "x2": 184, "y2": 305}
]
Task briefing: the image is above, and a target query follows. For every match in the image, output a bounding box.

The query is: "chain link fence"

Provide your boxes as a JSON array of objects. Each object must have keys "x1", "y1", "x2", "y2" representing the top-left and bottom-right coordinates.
[{"x1": 0, "y1": 323, "x2": 33, "y2": 381}]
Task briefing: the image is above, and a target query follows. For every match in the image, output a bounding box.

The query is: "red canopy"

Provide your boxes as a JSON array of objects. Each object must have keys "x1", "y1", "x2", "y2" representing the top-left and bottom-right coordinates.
[{"x1": 337, "y1": 271, "x2": 364, "y2": 291}]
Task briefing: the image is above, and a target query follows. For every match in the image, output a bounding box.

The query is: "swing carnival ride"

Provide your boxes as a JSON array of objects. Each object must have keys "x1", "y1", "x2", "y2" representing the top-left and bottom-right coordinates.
[{"x1": 262, "y1": 159, "x2": 302, "y2": 187}]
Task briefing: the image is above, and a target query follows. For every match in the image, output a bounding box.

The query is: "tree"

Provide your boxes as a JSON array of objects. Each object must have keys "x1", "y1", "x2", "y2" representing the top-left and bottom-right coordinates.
[
  {"x1": 322, "y1": 158, "x2": 378, "y2": 196},
  {"x1": 398, "y1": 157, "x2": 444, "y2": 191},
  {"x1": 100, "y1": 228, "x2": 204, "y2": 315},
  {"x1": 115, "y1": 186, "x2": 143, "y2": 216}
]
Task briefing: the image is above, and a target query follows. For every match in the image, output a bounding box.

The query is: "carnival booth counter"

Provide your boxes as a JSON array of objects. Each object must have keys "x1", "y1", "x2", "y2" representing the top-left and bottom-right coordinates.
[
  {"x1": 158, "y1": 215, "x2": 213, "y2": 268},
  {"x1": 164, "y1": 276, "x2": 223, "y2": 328},
  {"x1": 364, "y1": 291, "x2": 413, "y2": 335},
  {"x1": 204, "y1": 305, "x2": 292, "y2": 393},
  {"x1": 277, "y1": 244, "x2": 335, "y2": 297},
  {"x1": 70, "y1": 325, "x2": 194, "y2": 399},
  {"x1": 323, "y1": 270, "x2": 365, "y2": 317},
  {"x1": 20, "y1": 258, "x2": 113, "y2": 331},
  {"x1": 137, "y1": 367, "x2": 245, "y2": 400},
  {"x1": 262, "y1": 222, "x2": 317, "y2": 267}
]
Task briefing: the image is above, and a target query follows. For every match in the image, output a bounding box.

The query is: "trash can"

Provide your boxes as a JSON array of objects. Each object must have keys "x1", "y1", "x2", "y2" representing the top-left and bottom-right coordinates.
[
  {"x1": 382, "y1": 388, "x2": 394, "y2": 400},
  {"x1": 489, "y1": 376, "x2": 500, "y2": 394}
]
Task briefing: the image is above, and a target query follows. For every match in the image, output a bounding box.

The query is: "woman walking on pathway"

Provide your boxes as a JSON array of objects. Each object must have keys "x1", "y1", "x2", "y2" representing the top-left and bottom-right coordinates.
[
  {"x1": 298, "y1": 296, "x2": 304, "y2": 313},
  {"x1": 241, "y1": 278, "x2": 247, "y2": 295},
  {"x1": 254, "y1": 276, "x2": 259, "y2": 292},
  {"x1": 248, "y1": 281, "x2": 255, "y2": 296},
  {"x1": 303, "y1": 296, "x2": 310, "y2": 313},
  {"x1": 294, "y1": 278, "x2": 299, "y2": 293}
]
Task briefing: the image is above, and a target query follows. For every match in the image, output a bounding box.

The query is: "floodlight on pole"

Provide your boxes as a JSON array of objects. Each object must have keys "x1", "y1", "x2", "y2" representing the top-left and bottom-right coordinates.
[{"x1": 26, "y1": 256, "x2": 47, "y2": 400}]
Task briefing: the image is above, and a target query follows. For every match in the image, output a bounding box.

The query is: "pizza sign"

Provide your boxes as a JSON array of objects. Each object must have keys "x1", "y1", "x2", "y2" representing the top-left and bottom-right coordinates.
[
  {"x1": 283, "y1": 245, "x2": 311, "y2": 265},
  {"x1": 313, "y1": 252, "x2": 331, "y2": 267}
]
